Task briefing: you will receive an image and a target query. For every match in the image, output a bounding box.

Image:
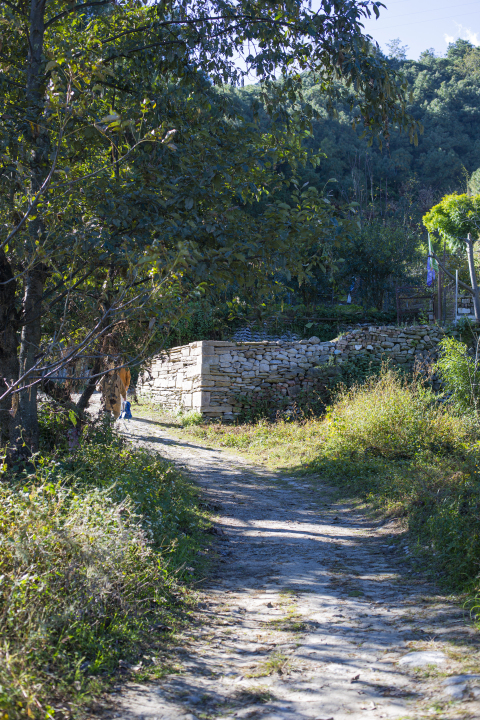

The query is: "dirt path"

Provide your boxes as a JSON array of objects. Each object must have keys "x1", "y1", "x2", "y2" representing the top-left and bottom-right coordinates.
[{"x1": 106, "y1": 412, "x2": 480, "y2": 720}]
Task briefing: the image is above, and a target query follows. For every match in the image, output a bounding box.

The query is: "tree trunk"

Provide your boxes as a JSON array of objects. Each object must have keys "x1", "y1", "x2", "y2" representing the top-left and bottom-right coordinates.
[
  {"x1": 0, "y1": 250, "x2": 20, "y2": 456},
  {"x1": 77, "y1": 357, "x2": 102, "y2": 412},
  {"x1": 18, "y1": 266, "x2": 46, "y2": 451},
  {"x1": 14, "y1": 0, "x2": 48, "y2": 453},
  {"x1": 466, "y1": 233, "x2": 480, "y2": 323}
]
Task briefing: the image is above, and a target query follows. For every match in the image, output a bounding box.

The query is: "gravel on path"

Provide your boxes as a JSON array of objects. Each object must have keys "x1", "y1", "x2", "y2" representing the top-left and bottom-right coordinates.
[{"x1": 102, "y1": 411, "x2": 480, "y2": 720}]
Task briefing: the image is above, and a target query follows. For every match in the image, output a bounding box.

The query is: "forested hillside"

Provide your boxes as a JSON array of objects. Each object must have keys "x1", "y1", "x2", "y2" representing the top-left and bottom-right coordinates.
[{"x1": 234, "y1": 39, "x2": 480, "y2": 215}]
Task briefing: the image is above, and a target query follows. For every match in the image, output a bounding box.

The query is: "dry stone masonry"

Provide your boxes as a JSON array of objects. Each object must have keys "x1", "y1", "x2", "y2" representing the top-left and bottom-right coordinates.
[{"x1": 138, "y1": 324, "x2": 447, "y2": 420}]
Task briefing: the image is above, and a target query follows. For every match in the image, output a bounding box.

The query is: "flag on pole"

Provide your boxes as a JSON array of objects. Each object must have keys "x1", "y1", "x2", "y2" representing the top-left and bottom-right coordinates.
[{"x1": 427, "y1": 234, "x2": 438, "y2": 287}]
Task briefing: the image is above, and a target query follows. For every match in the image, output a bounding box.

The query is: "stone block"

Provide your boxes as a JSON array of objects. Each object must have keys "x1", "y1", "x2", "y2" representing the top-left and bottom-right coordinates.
[{"x1": 203, "y1": 404, "x2": 233, "y2": 413}]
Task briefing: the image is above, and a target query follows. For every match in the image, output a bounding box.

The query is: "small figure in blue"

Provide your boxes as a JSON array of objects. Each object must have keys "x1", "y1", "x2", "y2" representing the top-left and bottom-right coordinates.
[{"x1": 120, "y1": 400, "x2": 132, "y2": 419}]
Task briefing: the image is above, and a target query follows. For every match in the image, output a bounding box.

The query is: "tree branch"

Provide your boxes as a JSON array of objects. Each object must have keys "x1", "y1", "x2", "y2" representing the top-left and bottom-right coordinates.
[
  {"x1": 44, "y1": 0, "x2": 114, "y2": 29},
  {"x1": 1, "y1": 0, "x2": 25, "y2": 17},
  {"x1": 0, "y1": 111, "x2": 67, "y2": 251},
  {"x1": 429, "y1": 252, "x2": 473, "y2": 294}
]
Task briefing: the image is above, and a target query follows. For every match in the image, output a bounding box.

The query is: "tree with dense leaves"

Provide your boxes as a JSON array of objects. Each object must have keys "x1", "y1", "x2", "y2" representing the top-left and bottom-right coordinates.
[
  {"x1": 423, "y1": 193, "x2": 480, "y2": 322},
  {"x1": 0, "y1": 0, "x2": 418, "y2": 457},
  {"x1": 339, "y1": 223, "x2": 420, "y2": 310}
]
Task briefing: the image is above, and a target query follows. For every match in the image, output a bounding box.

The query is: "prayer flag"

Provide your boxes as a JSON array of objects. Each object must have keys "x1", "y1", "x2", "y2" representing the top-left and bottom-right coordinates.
[{"x1": 427, "y1": 234, "x2": 438, "y2": 287}]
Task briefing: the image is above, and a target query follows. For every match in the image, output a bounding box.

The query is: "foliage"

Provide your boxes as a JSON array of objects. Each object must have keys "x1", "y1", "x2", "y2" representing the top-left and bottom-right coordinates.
[
  {"x1": 322, "y1": 368, "x2": 470, "y2": 460},
  {"x1": 0, "y1": 0, "x2": 419, "y2": 455},
  {"x1": 469, "y1": 168, "x2": 480, "y2": 195},
  {"x1": 178, "y1": 410, "x2": 204, "y2": 427},
  {"x1": 339, "y1": 223, "x2": 421, "y2": 309},
  {"x1": 321, "y1": 353, "x2": 384, "y2": 391},
  {"x1": 0, "y1": 428, "x2": 208, "y2": 718},
  {"x1": 423, "y1": 192, "x2": 480, "y2": 321},
  {"x1": 163, "y1": 296, "x2": 398, "y2": 346},
  {"x1": 435, "y1": 336, "x2": 480, "y2": 413},
  {"x1": 238, "y1": 355, "x2": 389, "y2": 417},
  {"x1": 235, "y1": 387, "x2": 292, "y2": 423},
  {"x1": 423, "y1": 193, "x2": 480, "y2": 249},
  {"x1": 234, "y1": 40, "x2": 480, "y2": 219}
]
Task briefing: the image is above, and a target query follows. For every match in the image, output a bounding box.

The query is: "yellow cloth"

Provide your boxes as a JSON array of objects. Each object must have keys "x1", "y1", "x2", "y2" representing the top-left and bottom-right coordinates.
[
  {"x1": 100, "y1": 371, "x2": 127, "y2": 419},
  {"x1": 119, "y1": 367, "x2": 131, "y2": 395}
]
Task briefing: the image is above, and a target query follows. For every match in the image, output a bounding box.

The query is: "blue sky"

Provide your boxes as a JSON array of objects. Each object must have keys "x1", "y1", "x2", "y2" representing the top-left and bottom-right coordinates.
[{"x1": 361, "y1": 0, "x2": 480, "y2": 59}]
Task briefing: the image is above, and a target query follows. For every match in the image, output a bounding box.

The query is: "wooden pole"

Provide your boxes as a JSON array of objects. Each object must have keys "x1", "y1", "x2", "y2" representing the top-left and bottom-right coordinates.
[
  {"x1": 455, "y1": 269, "x2": 458, "y2": 324},
  {"x1": 437, "y1": 260, "x2": 442, "y2": 323}
]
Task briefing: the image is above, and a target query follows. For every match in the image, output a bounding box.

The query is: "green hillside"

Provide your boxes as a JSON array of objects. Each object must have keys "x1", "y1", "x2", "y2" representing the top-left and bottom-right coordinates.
[{"x1": 234, "y1": 39, "x2": 480, "y2": 214}]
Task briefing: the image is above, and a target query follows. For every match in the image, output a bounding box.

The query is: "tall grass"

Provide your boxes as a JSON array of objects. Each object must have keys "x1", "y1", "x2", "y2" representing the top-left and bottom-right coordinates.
[
  {"x1": 323, "y1": 368, "x2": 473, "y2": 460},
  {"x1": 0, "y1": 422, "x2": 209, "y2": 719}
]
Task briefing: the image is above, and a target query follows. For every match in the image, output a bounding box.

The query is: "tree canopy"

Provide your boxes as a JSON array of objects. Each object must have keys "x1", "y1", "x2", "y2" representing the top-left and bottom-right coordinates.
[
  {"x1": 423, "y1": 193, "x2": 480, "y2": 322},
  {"x1": 230, "y1": 39, "x2": 480, "y2": 214},
  {"x1": 423, "y1": 193, "x2": 480, "y2": 249}
]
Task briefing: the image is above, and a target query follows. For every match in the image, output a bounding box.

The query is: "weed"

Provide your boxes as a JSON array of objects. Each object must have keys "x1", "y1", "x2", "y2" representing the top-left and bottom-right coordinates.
[
  {"x1": 179, "y1": 409, "x2": 204, "y2": 427},
  {"x1": 240, "y1": 685, "x2": 275, "y2": 703},
  {"x1": 322, "y1": 367, "x2": 472, "y2": 460},
  {"x1": 246, "y1": 651, "x2": 292, "y2": 677}
]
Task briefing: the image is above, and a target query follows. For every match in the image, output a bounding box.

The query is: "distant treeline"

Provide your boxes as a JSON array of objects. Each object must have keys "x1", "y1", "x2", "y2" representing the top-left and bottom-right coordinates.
[{"x1": 229, "y1": 39, "x2": 480, "y2": 218}]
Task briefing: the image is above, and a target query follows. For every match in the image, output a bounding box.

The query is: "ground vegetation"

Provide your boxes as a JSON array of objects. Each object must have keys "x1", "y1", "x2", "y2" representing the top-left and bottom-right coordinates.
[{"x1": 0, "y1": 409, "x2": 209, "y2": 719}]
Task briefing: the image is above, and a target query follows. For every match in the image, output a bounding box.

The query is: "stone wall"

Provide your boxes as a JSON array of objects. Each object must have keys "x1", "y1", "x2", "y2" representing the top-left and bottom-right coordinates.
[{"x1": 138, "y1": 324, "x2": 447, "y2": 420}]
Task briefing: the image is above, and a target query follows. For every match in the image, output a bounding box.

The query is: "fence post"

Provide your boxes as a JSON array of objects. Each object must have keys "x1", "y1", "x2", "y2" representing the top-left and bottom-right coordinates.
[{"x1": 455, "y1": 269, "x2": 458, "y2": 325}]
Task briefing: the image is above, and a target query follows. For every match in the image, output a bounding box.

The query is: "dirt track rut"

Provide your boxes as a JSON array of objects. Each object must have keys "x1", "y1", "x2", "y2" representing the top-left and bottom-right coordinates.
[{"x1": 105, "y1": 412, "x2": 480, "y2": 720}]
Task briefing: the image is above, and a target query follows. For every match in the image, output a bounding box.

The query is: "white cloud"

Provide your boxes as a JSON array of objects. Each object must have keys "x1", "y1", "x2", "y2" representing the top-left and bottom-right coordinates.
[
  {"x1": 444, "y1": 23, "x2": 480, "y2": 47},
  {"x1": 464, "y1": 28, "x2": 480, "y2": 46}
]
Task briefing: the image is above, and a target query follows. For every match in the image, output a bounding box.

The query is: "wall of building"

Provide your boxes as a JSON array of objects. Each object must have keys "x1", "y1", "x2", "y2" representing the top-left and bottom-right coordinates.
[
  {"x1": 138, "y1": 324, "x2": 448, "y2": 420},
  {"x1": 456, "y1": 294, "x2": 475, "y2": 320}
]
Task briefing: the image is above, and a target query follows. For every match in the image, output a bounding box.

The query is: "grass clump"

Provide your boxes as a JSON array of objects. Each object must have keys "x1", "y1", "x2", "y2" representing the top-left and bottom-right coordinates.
[
  {"x1": 178, "y1": 409, "x2": 204, "y2": 427},
  {"x1": 323, "y1": 368, "x2": 472, "y2": 460},
  {"x1": 0, "y1": 419, "x2": 209, "y2": 719},
  {"x1": 246, "y1": 651, "x2": 291, "y2": 678},
  {"x1": 435, "y1": 336, "x2": 480, "y2": 412}
]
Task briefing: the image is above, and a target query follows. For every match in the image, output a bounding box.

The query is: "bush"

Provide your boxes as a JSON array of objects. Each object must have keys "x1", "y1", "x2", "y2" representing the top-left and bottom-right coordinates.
[
  {"x1": 324, "y1": 367, "x2": 471, "y2": 460},
  {"x1": 435, "y1": 336, "x2": 480, "y2": 412},
  {"x1": 0, "y1": 429, "x2": 208, "y2": 719},
  {"x1": 311, "y1": 368, "x2": 480, "y2": 590},
  {"x1": 178, "y1": 409, "x2": 204, "y2": 427}
]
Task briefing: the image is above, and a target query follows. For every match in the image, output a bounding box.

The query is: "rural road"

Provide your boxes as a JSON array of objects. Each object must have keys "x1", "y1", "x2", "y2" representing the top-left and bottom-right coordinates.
[{"x1": 103, "y1": 410, "x2": 480, "y2": 720}]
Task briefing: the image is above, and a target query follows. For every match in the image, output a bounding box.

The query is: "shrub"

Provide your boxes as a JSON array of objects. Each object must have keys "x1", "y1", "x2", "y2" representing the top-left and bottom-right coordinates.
[
  {"x1": 324, "y1": 367, "x2": 471, "y2": 460},
  {"x1": 312, "y1": 367, "x2": 480, "y2": 590},
  {"x1": 179, "y1": 409, "x2": 204, "y2": 427},
  {"x1": 435, "y1": 336, "x2": 480, "y2": 412},
  {"x1": 0, "y1": 432, "x2": 207, "y2": 718}
]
